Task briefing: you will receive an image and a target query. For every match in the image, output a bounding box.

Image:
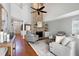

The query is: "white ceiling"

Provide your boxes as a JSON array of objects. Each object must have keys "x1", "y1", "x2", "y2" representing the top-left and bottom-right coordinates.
[
  {"x1": 44, "y1": 3, "x2": 79, "y2": 21},
  {"x1": 10, "y1": 3, "x2": 32, "y2": 24},
  {"x1": 15, "y1": 3, "x2": 32, "y2": 9}
]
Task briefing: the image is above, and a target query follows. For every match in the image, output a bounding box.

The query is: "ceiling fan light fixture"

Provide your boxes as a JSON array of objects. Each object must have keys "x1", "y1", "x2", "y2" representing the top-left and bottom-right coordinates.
[{"x1": 31, "y1": 5, "x2": 47, "y2": 15}]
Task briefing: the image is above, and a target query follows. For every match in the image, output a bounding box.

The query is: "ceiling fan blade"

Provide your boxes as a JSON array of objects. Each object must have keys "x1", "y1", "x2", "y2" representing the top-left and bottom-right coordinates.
[
  {"x1": 31, "y1": 7, "x2": 37, "y2": 10},
  {"x1": 40, "y1": 11, "x2": 47, "y2": 13},
  {"x1": 38, "y1": 12, "x2": 40, "y2": 15},
  {"x1": 39, "y1": 6, "x2": 45, "y2": 11},
  {"x1": 31, "y1": 11, "x2": 36, "y2": 13}
]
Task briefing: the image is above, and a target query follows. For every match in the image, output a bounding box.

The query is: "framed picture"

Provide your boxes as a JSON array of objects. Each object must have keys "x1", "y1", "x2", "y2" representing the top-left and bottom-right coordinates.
[{"x1": 37, "y1": 21, "x2": 42, "y2": 27}]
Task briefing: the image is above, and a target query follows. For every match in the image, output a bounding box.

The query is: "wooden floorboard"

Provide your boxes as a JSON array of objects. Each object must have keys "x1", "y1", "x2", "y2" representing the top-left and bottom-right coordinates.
[{"x1": 15, "y1": 34, "x2": 37, "y2": 56}]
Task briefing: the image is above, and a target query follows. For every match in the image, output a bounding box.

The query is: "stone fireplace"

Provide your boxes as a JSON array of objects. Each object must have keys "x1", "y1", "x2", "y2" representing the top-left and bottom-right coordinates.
[{"x1": 31, "y1": 3, "x2": 48, "y2": 37}]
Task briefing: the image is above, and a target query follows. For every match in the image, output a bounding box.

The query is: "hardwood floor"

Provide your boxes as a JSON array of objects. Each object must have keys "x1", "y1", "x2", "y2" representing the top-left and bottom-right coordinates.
[{"x1": 15, "y1": 34, "x2": 37, "y2": 56}]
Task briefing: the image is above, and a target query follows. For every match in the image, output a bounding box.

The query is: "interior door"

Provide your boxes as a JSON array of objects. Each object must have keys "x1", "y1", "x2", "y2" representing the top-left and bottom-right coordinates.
[{"x1": 13, "y1": 19, "x2": 23, "y2": 34}]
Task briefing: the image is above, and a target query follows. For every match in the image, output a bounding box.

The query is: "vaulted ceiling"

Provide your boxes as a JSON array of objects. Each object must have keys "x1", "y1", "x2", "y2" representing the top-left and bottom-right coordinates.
[
  {"x1": 12, "y1": 3, "x2": 79, "y2": 22},
  {"x1": 3, "y1": 3, "x2": 79, "y2": 22},
  {"x1": 44, "y1": 3, "x2": 79, "y2": 21}
]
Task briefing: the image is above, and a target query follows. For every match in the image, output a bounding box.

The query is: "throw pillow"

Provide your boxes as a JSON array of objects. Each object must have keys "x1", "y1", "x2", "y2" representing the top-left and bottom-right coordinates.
[
  {"x1": 55, "y1": 35, "x2": 65, "y2": 44},
  {"x1": 61, "y1": 37, "x2": 73, "y2": 46}
]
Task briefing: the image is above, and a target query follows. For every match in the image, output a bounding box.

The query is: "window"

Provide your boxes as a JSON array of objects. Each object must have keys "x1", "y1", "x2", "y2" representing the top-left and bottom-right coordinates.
[{"x1": 72, "y1": 20, "x2": 79, "y2": 34}]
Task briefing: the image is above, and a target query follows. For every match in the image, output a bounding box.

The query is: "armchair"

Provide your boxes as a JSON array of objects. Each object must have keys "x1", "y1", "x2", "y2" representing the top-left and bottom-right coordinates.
[{"x1": 26, "y1": 31, "x2": 38, "y2": 43}]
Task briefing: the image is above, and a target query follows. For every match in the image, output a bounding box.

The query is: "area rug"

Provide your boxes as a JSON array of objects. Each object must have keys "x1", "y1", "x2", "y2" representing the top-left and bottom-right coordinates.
[{"x1": 29, "y1": 40, "x2": 54, "y2": 56}]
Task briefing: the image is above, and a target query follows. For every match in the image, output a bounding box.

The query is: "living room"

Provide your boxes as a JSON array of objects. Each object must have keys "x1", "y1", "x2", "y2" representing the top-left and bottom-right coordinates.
[{"x1": 0, "y1": 3, "x2": 79, "y2": 56}]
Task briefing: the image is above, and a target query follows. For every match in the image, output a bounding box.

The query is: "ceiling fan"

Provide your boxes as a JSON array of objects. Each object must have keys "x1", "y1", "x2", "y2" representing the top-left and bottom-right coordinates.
[{"x1": 31, "y1": 6, "x2": 47, "y2": 15}]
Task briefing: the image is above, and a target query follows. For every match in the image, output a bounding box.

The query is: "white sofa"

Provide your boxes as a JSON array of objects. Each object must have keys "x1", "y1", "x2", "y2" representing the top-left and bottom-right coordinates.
[{"x1": 49, "y1": 36, "x2": 76, "y2": 56}]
